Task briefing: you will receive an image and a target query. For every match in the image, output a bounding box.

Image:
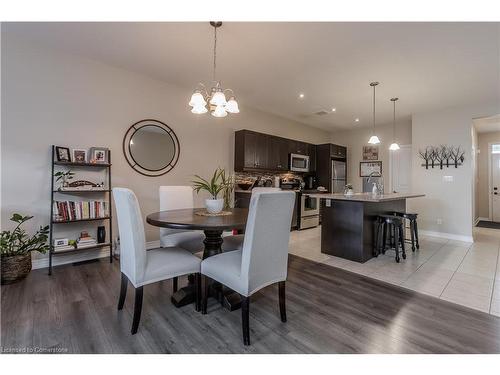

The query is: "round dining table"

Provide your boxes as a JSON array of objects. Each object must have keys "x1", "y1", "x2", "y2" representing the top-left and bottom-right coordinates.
[{"x1": 146, "y1": 207, "x2": 249, "y2": 310}]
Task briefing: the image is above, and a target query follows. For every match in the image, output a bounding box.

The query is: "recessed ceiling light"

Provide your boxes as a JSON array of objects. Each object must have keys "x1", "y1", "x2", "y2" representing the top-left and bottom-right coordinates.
[
  {"x1": 331, "y1": 108, "x2": 336, "y2": 112},
  {"x1": 299, "y1": 93, "x2": 305, "y2": 99},
  {"x1": 355, "y1": 118, "x2": 360, "y2": 122}
]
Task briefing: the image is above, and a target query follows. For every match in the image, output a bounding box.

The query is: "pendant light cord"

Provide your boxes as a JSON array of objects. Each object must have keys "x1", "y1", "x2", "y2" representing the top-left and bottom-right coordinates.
[
  {"x1": 393, "y1": 99, "x2": 396, "y2": 138},
  {"x1": 373, "y1": 85, "x2": 376, "y2": 132},
  {"x1": 213, "y1": 25, "x2": 217, "y2": 82}
]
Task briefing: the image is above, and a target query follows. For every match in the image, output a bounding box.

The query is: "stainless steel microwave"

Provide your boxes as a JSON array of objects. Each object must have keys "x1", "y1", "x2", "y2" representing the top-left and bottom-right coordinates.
[{"x1": 289, "y1": 153, "x2": 310, "y2": 172}]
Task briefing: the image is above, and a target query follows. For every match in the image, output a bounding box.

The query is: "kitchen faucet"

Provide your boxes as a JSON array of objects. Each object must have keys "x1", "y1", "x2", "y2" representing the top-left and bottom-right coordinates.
[{"x1": 367, "y1": 171, "x2": 384, "y2": 195}]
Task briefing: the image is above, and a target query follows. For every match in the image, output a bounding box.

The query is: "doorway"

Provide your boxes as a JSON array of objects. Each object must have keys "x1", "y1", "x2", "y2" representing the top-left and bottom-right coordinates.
[
  {"x1": 490, "y1": 143, "x2": 500, "y2": 223},
  {"x1": 390, "y1": 144, "x2": 412, "y2": 193}
]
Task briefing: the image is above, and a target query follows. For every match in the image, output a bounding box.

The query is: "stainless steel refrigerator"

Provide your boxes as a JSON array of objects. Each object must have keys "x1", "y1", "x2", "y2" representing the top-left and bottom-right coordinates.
[{"x1": 331, "y1": 160, "x2": 346, "y2": 193}]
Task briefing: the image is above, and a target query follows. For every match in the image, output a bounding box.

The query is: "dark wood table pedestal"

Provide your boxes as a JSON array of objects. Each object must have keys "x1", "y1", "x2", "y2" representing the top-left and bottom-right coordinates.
[
  {"x1": 146, "y1": 208, "x2": 248, "y2": 311},
  {"x1": 170, "y1": 230, "x2": 242, "y2": 310}
]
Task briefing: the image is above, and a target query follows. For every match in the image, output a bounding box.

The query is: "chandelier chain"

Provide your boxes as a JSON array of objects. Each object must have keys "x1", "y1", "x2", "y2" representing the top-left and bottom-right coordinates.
[{"x1": 213, "y1": 25, "x2": 217, "y2": 82}]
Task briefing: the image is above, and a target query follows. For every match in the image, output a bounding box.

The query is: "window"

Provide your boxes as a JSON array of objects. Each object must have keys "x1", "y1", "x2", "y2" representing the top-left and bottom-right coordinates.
[{"x1": 492, "y1": 144, "x2": 500, "y2": 154}]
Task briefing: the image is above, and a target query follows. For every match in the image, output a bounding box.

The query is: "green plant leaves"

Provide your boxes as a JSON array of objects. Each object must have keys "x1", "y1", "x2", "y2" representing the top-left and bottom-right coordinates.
[{"x1": 1, "y1": 214, "x2": 49, "y2": 257}]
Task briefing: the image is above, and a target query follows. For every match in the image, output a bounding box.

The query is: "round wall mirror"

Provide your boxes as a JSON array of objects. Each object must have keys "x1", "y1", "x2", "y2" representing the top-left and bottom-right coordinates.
[{"x1": 123, "y1": 119, "x2": 180, "y2": 176}]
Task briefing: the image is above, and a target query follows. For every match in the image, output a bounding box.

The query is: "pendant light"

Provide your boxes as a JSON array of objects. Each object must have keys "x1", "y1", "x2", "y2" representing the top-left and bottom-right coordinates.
[
  {"x1": 189, "y1": 22, "x2": 239, "y2": 117},
  {"x1": 368, "y1": 82, "x2": 380, "y2": 144},
  {"x1": 389, "y1": 97, "x2": 400, "y2": 151}
]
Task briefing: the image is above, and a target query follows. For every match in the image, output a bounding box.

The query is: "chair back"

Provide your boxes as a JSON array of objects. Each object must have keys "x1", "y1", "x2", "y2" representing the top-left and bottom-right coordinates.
[
  {"x1": 240, "y1": 190, "x2": 295, "y2": 295},
  {"x1": 159, "y1": 186, "x2": 195, "y2": 240},
  {"x1": 112, "y1": 188, "x2": 147, "y2": 285}
]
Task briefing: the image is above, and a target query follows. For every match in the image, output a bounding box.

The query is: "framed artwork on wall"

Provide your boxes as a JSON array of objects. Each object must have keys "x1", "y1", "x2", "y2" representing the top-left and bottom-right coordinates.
[
  {"x1": 360, "y1": 161, "x2": 382, "y2": 177},
  {"x1": 363, "y1": 145, "x2": 379, "y2": 160}
]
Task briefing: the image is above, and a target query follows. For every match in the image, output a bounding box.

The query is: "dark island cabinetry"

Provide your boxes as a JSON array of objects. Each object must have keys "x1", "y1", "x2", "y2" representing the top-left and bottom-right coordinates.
[{"x1": 234, "y1": 130, "x2": 317, "y2": 173}]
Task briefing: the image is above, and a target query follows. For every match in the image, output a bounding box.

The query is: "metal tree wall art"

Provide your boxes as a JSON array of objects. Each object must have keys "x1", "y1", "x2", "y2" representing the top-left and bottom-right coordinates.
[{"x1": 418, "y1": 145, "x2": 464, "y2": 169}]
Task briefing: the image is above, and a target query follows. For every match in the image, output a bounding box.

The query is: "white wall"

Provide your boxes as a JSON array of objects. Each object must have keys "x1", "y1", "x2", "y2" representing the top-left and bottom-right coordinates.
[
  {"x1": 330, "y1": 119, "x2": 412, "y2": 192},
  {"x1": 410, "y1": 103, "x2": 500, "y2": 241},
  {"x1": 1, "y1": 36, "x2": 331, "y2": 266}
]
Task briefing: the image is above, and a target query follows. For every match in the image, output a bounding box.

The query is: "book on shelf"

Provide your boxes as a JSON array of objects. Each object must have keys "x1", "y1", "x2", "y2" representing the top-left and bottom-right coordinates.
[
  {"x1": 53, "y1": 244, "x2": 75, "y2": 252},
  {"x1": 53, "y1": 200, "x2": 108, "y2": 221}
]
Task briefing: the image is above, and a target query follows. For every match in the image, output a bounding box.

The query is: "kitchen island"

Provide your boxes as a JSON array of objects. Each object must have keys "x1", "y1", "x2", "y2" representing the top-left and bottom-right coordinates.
[{"x1": 310, "y1": 193, "x2": 425, "y2": 263}]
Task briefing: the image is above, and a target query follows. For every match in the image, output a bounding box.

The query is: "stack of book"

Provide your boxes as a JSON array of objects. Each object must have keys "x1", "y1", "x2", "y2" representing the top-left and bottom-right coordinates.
[
  {"x1": 77, "y1": 232, "x2": 97, "y2": 249},
  {"x1": 53, "y1": 200, "x2": 108, "y2": 222},
  {"x1": 53, "y1": 244, "x2": 75, "y2": 252}
]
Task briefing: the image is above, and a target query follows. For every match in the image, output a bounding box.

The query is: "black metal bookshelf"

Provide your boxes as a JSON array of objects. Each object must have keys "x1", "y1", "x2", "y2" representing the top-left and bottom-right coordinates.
[{"x1": 49, "y1": 145, "x2": 113, "y2": 275}]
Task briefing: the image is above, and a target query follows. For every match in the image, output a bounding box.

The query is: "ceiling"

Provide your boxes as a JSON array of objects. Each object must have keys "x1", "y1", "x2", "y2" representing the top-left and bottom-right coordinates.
[
  {"x1": 4, "y1": 22, "x2": 500, "y2": 131},
  {"x1": 474, "y1": 114, "x2": 500, "y2": 133}
]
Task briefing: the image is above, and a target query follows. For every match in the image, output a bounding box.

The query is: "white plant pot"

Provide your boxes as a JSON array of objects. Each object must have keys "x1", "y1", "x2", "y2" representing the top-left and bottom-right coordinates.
[{"x1": 205, "y1": 198, "x2": 224, "y2": 214}]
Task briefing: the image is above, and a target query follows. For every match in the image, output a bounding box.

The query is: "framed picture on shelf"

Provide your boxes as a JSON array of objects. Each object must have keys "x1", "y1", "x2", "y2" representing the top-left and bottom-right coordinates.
[
  {"x1": 360, "y1": 161, "x2": 382, "y2": 177},
  {"x1": 72, "y1": 149, "x2": 87, "y2": 163},
  {"x1": 362, "y1": 145, "x2": 379, "y2": 160},
  {"x1": 89, "y1": 147, "x2": 109, "y2": 164},
  {"x1": 55, "y1": 146, "x2": 71, "y2": 162}
]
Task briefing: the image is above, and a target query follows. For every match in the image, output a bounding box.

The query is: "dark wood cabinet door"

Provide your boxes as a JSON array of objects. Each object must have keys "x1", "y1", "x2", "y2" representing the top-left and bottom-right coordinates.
[
  {"x1": 308, "y1": 144, "x2": 317, "y2": 172},
  {"x1": 243, "y1": 132, "x2": 259, "y2": 169},
  {"x1": 268, "y1": 137, "x2": 289, "y2": 171},
  {"x1": 255, "y1": 134, "x2": 269, "y2": 169}
]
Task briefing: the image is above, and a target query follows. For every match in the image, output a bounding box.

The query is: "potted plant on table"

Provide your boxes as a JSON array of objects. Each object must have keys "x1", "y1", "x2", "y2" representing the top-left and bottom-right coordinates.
[
  {"x1": 1, "y1": 214, "x2": 50, "y2": 284},
  {"x1": 192, "y1": 168, "x2": 233, "y2": 214}
]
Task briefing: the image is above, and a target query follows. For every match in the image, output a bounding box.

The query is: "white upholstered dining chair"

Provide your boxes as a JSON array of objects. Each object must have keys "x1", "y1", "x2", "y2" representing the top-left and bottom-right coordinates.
[
  {"x1": 113, "y1": 188, "x2": 201, "y2": 334},
  {"x1": 200, "y1": 190, "x2": 295, "y2": 345}
]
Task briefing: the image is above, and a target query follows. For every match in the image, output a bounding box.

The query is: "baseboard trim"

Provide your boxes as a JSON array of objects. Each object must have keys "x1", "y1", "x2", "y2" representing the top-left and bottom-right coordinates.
[
  {"x1": 419, "y1": 230, "x2": 473, "y2": 243},
  {"x1": 476, "y1": 217, "x2": 491, "y2": 223},
  {"x1": 32, "y1": 240, "x2": 161, "y2": 270}
]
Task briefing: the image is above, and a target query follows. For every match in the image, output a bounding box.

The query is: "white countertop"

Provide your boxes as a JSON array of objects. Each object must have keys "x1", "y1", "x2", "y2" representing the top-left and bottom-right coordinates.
[{"x1": 309, "y1": 192, "x2": 425, "y2": 202}]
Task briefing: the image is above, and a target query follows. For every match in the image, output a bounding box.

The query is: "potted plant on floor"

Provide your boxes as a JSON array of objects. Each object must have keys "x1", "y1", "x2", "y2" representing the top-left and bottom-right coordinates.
[
  {"x1": 192, "y1": 168, "x2": 232, "y2": 214},
  {"x1": 1, "y1": 214, "x2": 49, "y2": 284}
]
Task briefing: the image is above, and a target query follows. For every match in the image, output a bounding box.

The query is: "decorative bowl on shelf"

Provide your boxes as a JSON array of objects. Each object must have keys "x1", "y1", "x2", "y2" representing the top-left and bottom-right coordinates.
[{"x1": 237, "y1": 183, "x2": 253, "y2": 191}]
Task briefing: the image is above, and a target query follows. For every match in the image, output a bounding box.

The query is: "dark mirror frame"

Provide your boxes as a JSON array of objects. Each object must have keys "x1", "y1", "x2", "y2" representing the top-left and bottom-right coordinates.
[{"x1": 123, "y1": 119, "x2": 180, "y2": 177}]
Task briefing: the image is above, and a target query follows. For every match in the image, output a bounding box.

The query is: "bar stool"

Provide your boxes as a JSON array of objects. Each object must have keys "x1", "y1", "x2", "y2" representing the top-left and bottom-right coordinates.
[
  {"x1": 375, "y1": 214, "x2": 406, "y2": 263},
  {"x1": 392, "y1": 212, "x2": 419, "y2": 252}
]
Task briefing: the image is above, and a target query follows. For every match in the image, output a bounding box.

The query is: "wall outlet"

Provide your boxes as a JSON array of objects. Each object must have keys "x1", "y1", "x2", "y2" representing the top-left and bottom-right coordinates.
[
  {"x1": 443, "y1": 175, "x2": 454, "y2": 182},
  {"x1": 437, "y1": 218, "x2": 443, "y2": 225}
]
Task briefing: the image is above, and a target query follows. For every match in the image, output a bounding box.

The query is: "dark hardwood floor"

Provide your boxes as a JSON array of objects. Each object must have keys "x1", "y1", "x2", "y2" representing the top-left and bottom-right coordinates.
[{"x1": 2, "y1": 255, "x2": 500, "y2": 353}]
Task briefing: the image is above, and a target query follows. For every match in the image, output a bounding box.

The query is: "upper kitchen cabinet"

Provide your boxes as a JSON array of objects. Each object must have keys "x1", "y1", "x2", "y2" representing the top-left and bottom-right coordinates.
[
  {"x1": 331, "y1": 144, "x2": 347, "y2": 159},
  {"x1": 234, "y1": 129, "x2": 316, "y2": 173},
  {"x1": 235, "y1": 130, "x2": 269, "y2": 171},
  {"x1": 268, "y1": 136, "x2": 289, "y2": 171}
]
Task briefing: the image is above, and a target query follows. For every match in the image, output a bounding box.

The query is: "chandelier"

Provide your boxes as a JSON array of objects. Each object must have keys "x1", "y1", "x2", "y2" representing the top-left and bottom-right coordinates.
[{"x1": 189, "y1": 22, "x2": 239, "y2": 117}]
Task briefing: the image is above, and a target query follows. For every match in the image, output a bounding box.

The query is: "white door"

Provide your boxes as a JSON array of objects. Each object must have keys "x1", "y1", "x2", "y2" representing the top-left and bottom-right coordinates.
[
  {"x1": 491, "y1": 150, "x2": 500, "y2": 222},
  {"x1": 390, "y1": 145, "x2": 412, "y2": 193}
]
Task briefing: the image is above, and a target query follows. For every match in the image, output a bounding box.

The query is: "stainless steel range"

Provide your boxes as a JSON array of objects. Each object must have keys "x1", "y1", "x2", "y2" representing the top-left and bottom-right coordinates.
[{"x1": 299, "y1": 193, "x2": 319, "y2": 229}]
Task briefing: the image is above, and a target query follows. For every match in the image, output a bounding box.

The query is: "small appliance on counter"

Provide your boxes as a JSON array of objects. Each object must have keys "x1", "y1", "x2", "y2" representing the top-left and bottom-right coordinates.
[{"x1": 304, "y1": 175, "x2": 317, "y2": 190}]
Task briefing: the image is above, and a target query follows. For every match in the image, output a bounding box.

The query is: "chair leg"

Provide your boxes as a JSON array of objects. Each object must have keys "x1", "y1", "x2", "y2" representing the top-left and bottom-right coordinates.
[
  {"x1": 414, "y1": 219, "x2": 420, "y2": 249},
  {"x1": 278, "y1": 281, "x2": 287, "y2": 323},
  {"x1": 394, "y1": 225, "x2": 400, "y2": 263},
  {"x1": 194, "y1": 273, "x2": 201, "y2": 312},
  {"x1": 399, "y1": 224, "x2": 406, "y2": 259},
  {"x1": 118, "y1": 272, "x2": 128, "y2": 310},
  {"x1": 373, "y1": 220, "x2": 380, "y2": 256},
  {"x1": 173, "y1": 276, "x2": 178, "y2": 293},
  {"x1": 241, "y1": 296, "x2": 250, "y2": 346},
  {"x1": 410, "y1": 220, "x2": 416, "y2": 251},
  {"x1": 382, "y1": 222, "x2": 387, "y2": 254},
  {"x1": 131, "y1": 286, "x2": 143, "y2": 335},
  {"x1": 201, "y1": 275, "x2": 209, "y2": 315}
]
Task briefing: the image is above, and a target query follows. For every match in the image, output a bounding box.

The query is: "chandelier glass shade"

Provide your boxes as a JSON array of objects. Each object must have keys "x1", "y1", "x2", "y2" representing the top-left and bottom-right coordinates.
[{"x1": 189, "y1": 22, "x2": 239, "y2": 117}]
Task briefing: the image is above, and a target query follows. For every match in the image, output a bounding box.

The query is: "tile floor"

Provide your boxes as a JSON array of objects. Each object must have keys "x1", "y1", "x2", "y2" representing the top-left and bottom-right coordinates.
[{"x1": 288, "y1": 225, "x2": 500, "y2": 316}]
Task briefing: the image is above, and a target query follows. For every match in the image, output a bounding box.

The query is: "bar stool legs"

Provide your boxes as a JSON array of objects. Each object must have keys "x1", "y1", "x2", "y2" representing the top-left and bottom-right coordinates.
[{"x1": 375, "y1": 215, "x2": 406, "y2": 263}]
